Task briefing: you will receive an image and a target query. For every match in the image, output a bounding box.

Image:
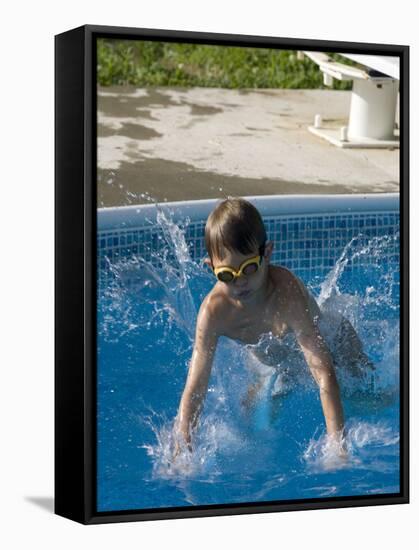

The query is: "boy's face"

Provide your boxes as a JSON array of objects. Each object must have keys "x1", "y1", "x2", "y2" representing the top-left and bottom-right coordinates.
[{"x1": 210, "y1": 242, "x2": 273, "y2": 302}]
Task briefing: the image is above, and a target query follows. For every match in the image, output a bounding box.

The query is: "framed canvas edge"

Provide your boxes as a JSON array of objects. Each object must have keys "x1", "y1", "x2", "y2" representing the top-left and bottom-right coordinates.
[
  {"x1": 86, "y1": 23, "x2": 410, "y2": 52},
  {"x1": 55, "y1": 24, "x2": 410, "y2": 526},
  {"x1": 55, "y1": 25, "x2": 89, "y2": 524},
  {"x1": 85, "y1": 495, "x2": 409, "y2": 525},
  {"x1": 399, "y1": 42, "x2": 410, "y2": 507}
]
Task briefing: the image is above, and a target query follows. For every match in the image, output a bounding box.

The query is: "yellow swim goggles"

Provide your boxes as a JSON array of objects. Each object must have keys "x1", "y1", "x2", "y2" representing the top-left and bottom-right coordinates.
[{"x1": 212, "y1": 243, "x2": 265, "y2": 283}]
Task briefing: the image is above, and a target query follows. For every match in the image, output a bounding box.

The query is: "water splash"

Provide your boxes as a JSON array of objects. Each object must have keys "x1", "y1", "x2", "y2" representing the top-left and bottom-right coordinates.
[
  {"x1": 318, "y1": 231, "x2": 399, "y2": 312},
  {"x1": 302, "y1": 419, "x2": 399, "y2": 473},
  {"x1": 141, "y1": 408, "x2": 244, "y2": 480},
  {"x1": 99, "y1": 204, "x2": 208, "y2": 343},
  {"x1": 154, "y1": 207, "x2": 198, "y2": 337}
]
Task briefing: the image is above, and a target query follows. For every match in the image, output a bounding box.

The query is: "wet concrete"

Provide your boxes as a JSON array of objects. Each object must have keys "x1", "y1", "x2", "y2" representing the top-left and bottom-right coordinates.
[
  {"x1": 97, "y1": 86, "x2": 399, "y2": 207},
  {"x1": 98, "y1": 122, "x2": 162, "y2": 140},
  {"x1": 98, "y1": 158, "x2": 391, "y2": 207},
  {"x1": 97, "y1": 88, "x2": 181, "y2": 117}
]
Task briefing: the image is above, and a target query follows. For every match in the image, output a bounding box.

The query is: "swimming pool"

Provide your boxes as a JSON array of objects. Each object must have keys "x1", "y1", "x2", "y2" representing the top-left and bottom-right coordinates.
[{"x1": 97, "y1": 194, "x2": 400, "y2": 512}]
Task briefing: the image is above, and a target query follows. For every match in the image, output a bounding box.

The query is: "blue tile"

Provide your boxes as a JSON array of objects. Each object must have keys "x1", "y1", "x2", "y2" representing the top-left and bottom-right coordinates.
[{"x1": 97, "y1": 207, "x2": 399, "y2": 290}]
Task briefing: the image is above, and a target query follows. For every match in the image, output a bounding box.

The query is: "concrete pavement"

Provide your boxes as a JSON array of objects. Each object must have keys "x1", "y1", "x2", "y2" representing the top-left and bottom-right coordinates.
[{"x1": 97, "y1": 86, "x2": 399, "y2": 207}]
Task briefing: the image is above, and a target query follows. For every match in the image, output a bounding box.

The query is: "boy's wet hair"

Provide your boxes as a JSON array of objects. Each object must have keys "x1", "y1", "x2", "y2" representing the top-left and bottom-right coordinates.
[{"x1": 205, "y1": 198, "x2": 267, "y2": 261}]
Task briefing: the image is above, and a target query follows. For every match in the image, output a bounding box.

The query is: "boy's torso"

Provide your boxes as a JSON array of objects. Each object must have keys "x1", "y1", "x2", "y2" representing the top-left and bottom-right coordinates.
[{"x1": 210, "y1": 265, "x2": 320, "y2": 350}]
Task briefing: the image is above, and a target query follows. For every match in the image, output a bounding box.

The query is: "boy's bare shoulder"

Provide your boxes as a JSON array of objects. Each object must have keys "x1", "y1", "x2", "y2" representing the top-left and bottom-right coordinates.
[
  {"x1": 269, "y1": 265, "x2": 303, "y2": 292},
  {"x1": 198, "y1": 285, "x2": 232, "y2": 327},
  {"x1": 269, "y1": 265, "x2": 309, "y2": 307}
]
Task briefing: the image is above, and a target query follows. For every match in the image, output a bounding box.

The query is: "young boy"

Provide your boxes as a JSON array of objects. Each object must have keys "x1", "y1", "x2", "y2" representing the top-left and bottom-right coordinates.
[{"x1": 174, "y1": 198, "x2": 373, "y2": 456}]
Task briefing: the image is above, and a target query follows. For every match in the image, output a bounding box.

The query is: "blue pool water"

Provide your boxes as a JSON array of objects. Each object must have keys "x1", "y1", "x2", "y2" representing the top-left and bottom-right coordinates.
[{"x1": 97, "y1": 208, "x2": 400, "y2": 512}]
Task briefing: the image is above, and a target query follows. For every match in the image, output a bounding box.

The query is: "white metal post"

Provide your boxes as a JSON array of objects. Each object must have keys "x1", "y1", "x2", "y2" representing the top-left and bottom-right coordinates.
[{"x1": 348, "y1": 79, "x2": 399, "y2": 141}]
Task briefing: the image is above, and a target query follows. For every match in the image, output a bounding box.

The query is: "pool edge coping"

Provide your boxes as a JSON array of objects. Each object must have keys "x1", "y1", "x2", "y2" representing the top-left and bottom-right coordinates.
[{"x1": 98, "y1": 193, "x2": 399, "y2": 231}]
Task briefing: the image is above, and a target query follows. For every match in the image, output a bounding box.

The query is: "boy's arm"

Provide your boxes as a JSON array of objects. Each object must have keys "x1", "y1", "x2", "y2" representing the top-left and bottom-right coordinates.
[
  {"x1": 286, "y1": 279, "x2": 345, "y2": 442},
  {"x1": 175, "y1": 296, "x2": 220, "y2": 450}
]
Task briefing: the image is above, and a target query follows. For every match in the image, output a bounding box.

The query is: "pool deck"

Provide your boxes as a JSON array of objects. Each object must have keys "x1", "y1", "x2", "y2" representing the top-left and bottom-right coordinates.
[{"x1": 97, "y1": 86, "x2": 399, "y2": 207}]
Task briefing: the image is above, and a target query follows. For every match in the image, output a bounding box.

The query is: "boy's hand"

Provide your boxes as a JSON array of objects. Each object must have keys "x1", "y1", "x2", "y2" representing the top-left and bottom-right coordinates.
[
  {"x1": 171, "y1": 424, "x2": 193, "y2": 462},
  {"x1": 172, "y1": 438, "x2": 192, "y2": 461},
  {"x1": 329, "y1": 429, "x2": 349, "y2": 461},
  {"x1": 168, "y1": 430, "x2": 195, "y2": 476}
]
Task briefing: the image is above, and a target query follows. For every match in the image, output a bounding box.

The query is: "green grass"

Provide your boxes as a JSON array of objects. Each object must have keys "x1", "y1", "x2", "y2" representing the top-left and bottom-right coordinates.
[{"x1": 97, "y1": 39, "x2": 354, "y2": 90}]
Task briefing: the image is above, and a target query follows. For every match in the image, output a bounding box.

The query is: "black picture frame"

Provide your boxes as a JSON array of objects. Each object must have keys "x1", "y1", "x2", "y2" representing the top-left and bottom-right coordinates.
[{"x1": 55, "y1": 24, "x2": 409, "y2": 525}]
